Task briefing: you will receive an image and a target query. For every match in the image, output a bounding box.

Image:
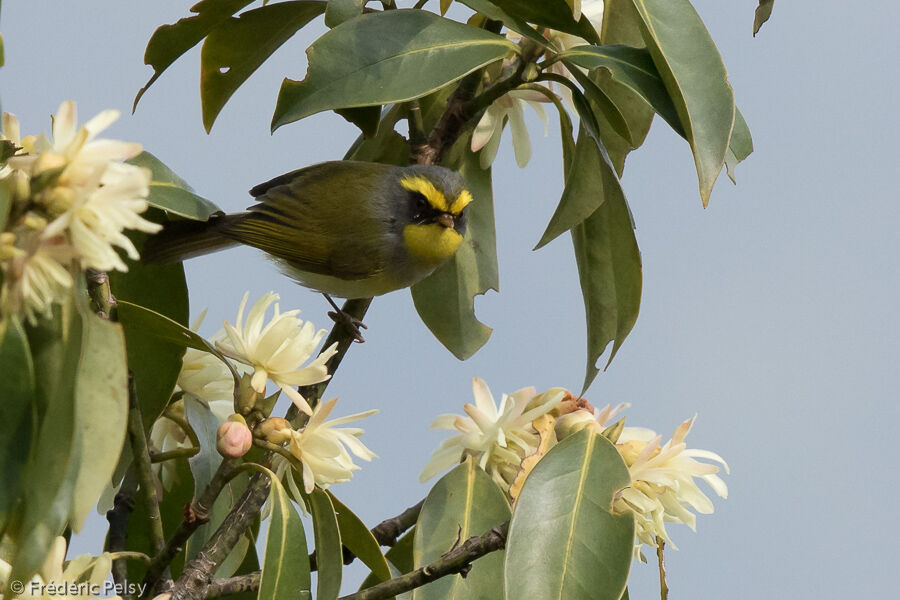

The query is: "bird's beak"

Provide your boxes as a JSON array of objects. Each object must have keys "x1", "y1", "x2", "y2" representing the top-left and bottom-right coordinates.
[{"x1": 436, "y1": 213, "x2": 456, "y2": 229}]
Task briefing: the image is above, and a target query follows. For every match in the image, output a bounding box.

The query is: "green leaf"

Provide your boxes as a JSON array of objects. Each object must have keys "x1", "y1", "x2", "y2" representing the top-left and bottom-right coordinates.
[
  {"x1": 630, "y1": 0, "x2": 735, "y2": 206},
  {"x1": 68, "y1": 297, "x2": 129, "y2": 532},
  {"x1": 0, "y1": 32, "x2": 5, "y2": 67},
  {"x1": 324, "y1": 0, "x2": 363, "y2": 28},
  {"x1": 343, "y1": 105, "x2": 410, "y2": 165},
  {"x1": 359, "y1": 528, "x2": 415, "y2": 593},
  {"x1": 0, "y1": 317, "x2": 36, "y2": 525},
  {"x1": 563, "y1": 61, "x2": 634, "y2": 146},
  {"x1": 413, "y1": 458, "x2": 510, "y2": 600},
  {"x1": 328, "y1": 492, "x2": 391, "y2": 583},
  {"x1": 0, "y1": 173, "x2": 13, "y2": 233},
  {"x1": 258, "y1": 469, "x2": 311, "y2": 600},
  {"x1": 557, "y1": 45, "x2": 683, "y2": 137},
  {"x1": 134, "y1": 0, "x2": 256, "y2": 110},
  {"x1": 108, "y1": 222, "x2": 191, "y2": 428},
  {"x1": 0, "y1": 138, "x2": 17, "y2": 164},
  {"x1": 10, "y1": 298, "x2": 84, "y2": 584},
  {"x1": 116, "y1": 300, "x2": 239, "y2": 388},
  {"x1": 571, "y1": 162, "x2": 641, "y2": 392},
  {"x1": 200, "y1": 1, "x2": 327, "y2": 132},
  {"x1": 336, "y1": 105, "x2": 383, "y2": 139},
  {"x1": 486, "y1": 0, "x2": 601, "y2": 44},
  {"x1": 310, "y1": 489, "x2": 342, "y2": 600},
  {"x1": 536, "y1": 126, "x2": 622, "y2": 249},
  {"x1": 505, "y1": 430, "x2": 634, "y2": 600},
  {"x1": 725, "y1": 106, "x2": 753, "y2": 183},
  {"x1": 754, "y1": 0, "x2": 774, "y2": 36},
  {"x1": 184, "y1": 395, "x2": 223, "y2": 498},
  {"x1": 457, "y1": 0, "x2": 550, "y2": 48},
  {"x1": 272, "y1": 9, "x2": 517, "y2": 130},
  {"x1": 129, "y1": 152, "x2": 220, "y2": 221},
  {"x1": 411, "y1": 145, "x2": 497, "y2": 360}
]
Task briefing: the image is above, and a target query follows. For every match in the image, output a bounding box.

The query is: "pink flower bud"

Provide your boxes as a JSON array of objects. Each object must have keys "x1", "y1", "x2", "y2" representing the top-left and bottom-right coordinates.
[{"x1": 216, "y1": 421, "x2": 252, "y2": 458}]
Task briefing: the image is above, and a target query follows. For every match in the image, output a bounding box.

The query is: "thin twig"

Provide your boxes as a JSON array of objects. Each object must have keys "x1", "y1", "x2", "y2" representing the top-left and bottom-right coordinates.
[
  {"x1": 340, "y1": 522, "x2": 509, "y2": 600},
  {"x1": 142, "y1": 459, "x2": 240, "y2": 593},
  {"x1": 656, "y1": 537, "x2": 669, "y2": 600},
  {"x1": 127, "y1": 375, "x2": 166, "y2": 557},
  {"x1": 150, "y1": 447, "x2": 200, "y2": 463},
  {"x1": 106, "y1": 468, "x2": 139, "y2": 594}
]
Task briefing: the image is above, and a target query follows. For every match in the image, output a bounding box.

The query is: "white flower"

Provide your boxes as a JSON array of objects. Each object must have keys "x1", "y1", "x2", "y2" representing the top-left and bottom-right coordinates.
[
  {"x1": 613, "y1": 415, "x2": 729, "y2": 559},
  {"x1": 0, "y1": 224, "x2": 76, "y2": 324},
  {"x1": 471, "y1": 90, "x2": 549, "y2": 169},
  {"x1": 0, "y1": 537, "x2": 120, "y2": 600},
  {"x1": 4, "y1": 101, "x2": 160, "y2": 272},
  {"x1": 216, "y1": 292, "x2": 338, "y2": 415},
  {"x1": 551, "y1": 0, "x2": 605, "y2": 52},
  {"x1": 420, "y1": 378, "x2": 563, "y2": 491},
  {"x1": 287, "y1": 398, "x2": 378, "y2": 493}
]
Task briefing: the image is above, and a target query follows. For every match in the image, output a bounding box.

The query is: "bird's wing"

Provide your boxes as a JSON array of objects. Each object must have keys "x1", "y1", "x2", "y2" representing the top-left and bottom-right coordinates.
[{"x1": 225, "y1": 162, "x2": 394, "y2": 280}]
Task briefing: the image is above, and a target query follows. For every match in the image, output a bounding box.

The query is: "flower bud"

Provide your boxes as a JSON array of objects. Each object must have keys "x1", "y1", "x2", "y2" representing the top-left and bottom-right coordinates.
[
  {"x1": 216, "y1": 420, "x2": 252, "y2": 458},
  {"x1": 257, "y1": 417, "x2": 292, "y2": 444},
  {"x1": 554, "y1": 409, "x2": 601, "y2": 440},
  {"x1": 235, "y1": 373, "x2": 260, "y2": 415}
]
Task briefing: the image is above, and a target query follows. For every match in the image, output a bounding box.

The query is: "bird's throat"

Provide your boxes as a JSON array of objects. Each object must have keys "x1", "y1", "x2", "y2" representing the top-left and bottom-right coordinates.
[{"x1": 403, "y1": 224, "x2": 463, "y2": 265}]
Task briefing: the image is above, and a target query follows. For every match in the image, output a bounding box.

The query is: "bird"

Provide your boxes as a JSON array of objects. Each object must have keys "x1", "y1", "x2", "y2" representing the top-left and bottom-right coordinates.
[{"x1": 142, "y1": 160, "x2": 472, "y2": 338}]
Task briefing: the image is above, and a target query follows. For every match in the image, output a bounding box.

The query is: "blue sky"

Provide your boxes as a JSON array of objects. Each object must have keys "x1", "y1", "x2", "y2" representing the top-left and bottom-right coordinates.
[{"x1": 2, "y1": 1, "x2": 898, "y2": 597}]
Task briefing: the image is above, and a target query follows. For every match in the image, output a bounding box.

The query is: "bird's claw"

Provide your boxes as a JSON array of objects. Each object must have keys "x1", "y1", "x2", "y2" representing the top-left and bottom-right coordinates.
[{"x1": 327, "y1": 310, "x2": 368, "y2": 343}]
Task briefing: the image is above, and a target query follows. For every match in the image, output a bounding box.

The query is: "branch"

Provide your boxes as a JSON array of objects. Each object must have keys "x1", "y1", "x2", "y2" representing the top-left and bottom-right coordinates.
[
  {"x1": 371, "y1": 499, "x2": 424, "y2": 547},
  {"x1": 106, "y1": 468, "x2": 139, "y2": 596},
  {"x1": 341, "y1": 522, "x2": 509, "y2": 600},
  {"x1": 142, "y1": 459, "x2": 239, "y2": 593},
  {"x1": 127, "y1": 375, "x2": 166, "y2": 557}
]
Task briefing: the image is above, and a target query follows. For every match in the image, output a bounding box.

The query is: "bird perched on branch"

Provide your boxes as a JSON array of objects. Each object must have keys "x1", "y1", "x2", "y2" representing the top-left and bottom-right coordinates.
[{"x1": 142, "y1": 160, "x2": 471, "y2": 338}]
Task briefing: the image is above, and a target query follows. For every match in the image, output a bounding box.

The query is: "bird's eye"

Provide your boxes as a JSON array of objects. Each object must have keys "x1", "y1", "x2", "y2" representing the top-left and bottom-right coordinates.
[{"x1": 414, "y1": 194, "x2": 428, "y2": 210}]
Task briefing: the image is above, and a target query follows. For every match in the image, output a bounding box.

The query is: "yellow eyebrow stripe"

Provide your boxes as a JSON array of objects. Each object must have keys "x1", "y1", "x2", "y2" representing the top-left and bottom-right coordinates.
[
  {"x1": 450, "y1": 189, "x2": 473, "y2": 214},
  {"x1": 400, "y1": 176, "x2": 449, "y2": 212},
  {"x1": 400, "y1": 176, "x2": 473, "y2": 215}
]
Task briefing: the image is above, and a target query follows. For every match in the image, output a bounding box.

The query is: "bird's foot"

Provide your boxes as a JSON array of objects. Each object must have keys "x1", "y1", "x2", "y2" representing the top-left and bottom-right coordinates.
[{"x1": 324, "y1": 294, "x2": 368, "y2": 343}]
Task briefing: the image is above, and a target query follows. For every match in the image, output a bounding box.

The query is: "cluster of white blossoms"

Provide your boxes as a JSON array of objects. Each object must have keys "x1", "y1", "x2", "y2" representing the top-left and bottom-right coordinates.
[
  {"x1": 420, "y1": 377, "x2": 565, "y2": 491},
  {"x1": 0, "y1": 537, "x2": 118, "y2": 600},
  {"x1": 0, "y1": 101, "x2": 159, "y2": 323},
  {"x1": 471, "y1": 0, "x2": 605, "y2": 168},
  {"x1": 422, "y1": 380, "x2": 728, "y2": 560},
  {"x1": 149, "y1": 292, "x2": 376, "y2": 497}
]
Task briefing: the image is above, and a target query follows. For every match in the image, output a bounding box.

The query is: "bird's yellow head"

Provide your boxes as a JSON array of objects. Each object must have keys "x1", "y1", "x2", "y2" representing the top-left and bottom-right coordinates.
[{"x1": 396, "y1": 166, "x2": 472, "y2": 266}]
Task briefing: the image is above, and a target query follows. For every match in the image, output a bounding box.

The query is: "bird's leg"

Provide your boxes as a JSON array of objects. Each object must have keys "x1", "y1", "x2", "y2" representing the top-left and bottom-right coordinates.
[{"x1": 323, "y1": 294, "x2": 368, "y2": 343}]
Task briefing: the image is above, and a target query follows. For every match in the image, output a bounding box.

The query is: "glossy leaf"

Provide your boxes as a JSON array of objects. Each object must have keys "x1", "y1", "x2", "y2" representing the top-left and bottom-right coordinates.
[
  {"x1": 129, "y1": 152, "x2": 220, "y2": 221},
  {"x1": 328, "y1": 492, "x2": 391, "y2": 583},
  {"x1": 325, "y1": 0, "x2": 363, "y2": 28},
  {"x1": 486, "y1": 0, "x2": 600, "y2": 43},
  {"x1": 272, "y1": 9, "x2": 517, "y2": 130},
  {"x1": 0, "y1": 317, "x2": 35, "y2": 524},
  {"x1": 310, "y1": 489, "x2": 342, "y2": 600},
  {"x1": 564, "y1": 62, "x2": 634, "y2": 146},
  {"x1": 725, "y1": 107, "x2": 753, "y2": 183},
  {"x1": 457, "y1": 0, "x2": 550, "y2": 48},
  {"x1": 557, "y1": 45, "x2": 683, "y2": 136},
  {"x1": 201, "y1": 1, "x2": 327, "y2": 132},
  {"x1": 359, "y1": 528, "x2": 415, "y2": 593},
  {"x1": 10, "y1": 299, "x2": 84, "y2": 584},
  {"x1": 754, "y1": 0, "x2": 774, "y2": 36},
  {"x1": 536, "y1": 127, "x2": 620, "y2": 249},
  {"x1": 571, "y1": 162, "x2": 641, "y2": 392},
  {"x1": 336, "y1": 105, "x2": 383, "y2": 139},
  {"x1": 134, "y1": 0, "x2": 255, "y2": 109},
  {"x1": 505, "y1": 430, "x2": 634, "y2": 600},
  {"x1": 109, "y1": 242, "x2": 191, "y2": 428},
  {"x1": 411, "y1": 145, "x2": 498, "y2": 360},
  {"x1": 412, "y1": 458, "x2": 511, "y2": 600},
  {"x1": 184, "y1": 395, "x2": 223, "y2": 498},
  {"x1": 631, "y1": 0, "x2": 735, "y2": 206},
  {"x1": 117, "y1": 300, "x2": 239, "y2": 387},
  {"x1": 68, "y1": 298, "x2": 129, "y2": 532},
  {"x1": 258, "y1": 469, "x2": 311, "y2": 600}
]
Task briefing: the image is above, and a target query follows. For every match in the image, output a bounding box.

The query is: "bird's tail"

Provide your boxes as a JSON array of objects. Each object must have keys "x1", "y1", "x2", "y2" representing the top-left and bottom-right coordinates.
[{"x1": 141, "y1": 215, "x2": 241, "y2": 264}]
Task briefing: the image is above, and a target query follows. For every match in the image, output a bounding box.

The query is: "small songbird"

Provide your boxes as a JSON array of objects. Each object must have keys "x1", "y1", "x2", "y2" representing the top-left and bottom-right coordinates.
[{"x1": 142, "y1": 160, "x2": 472, "y2": 300}]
